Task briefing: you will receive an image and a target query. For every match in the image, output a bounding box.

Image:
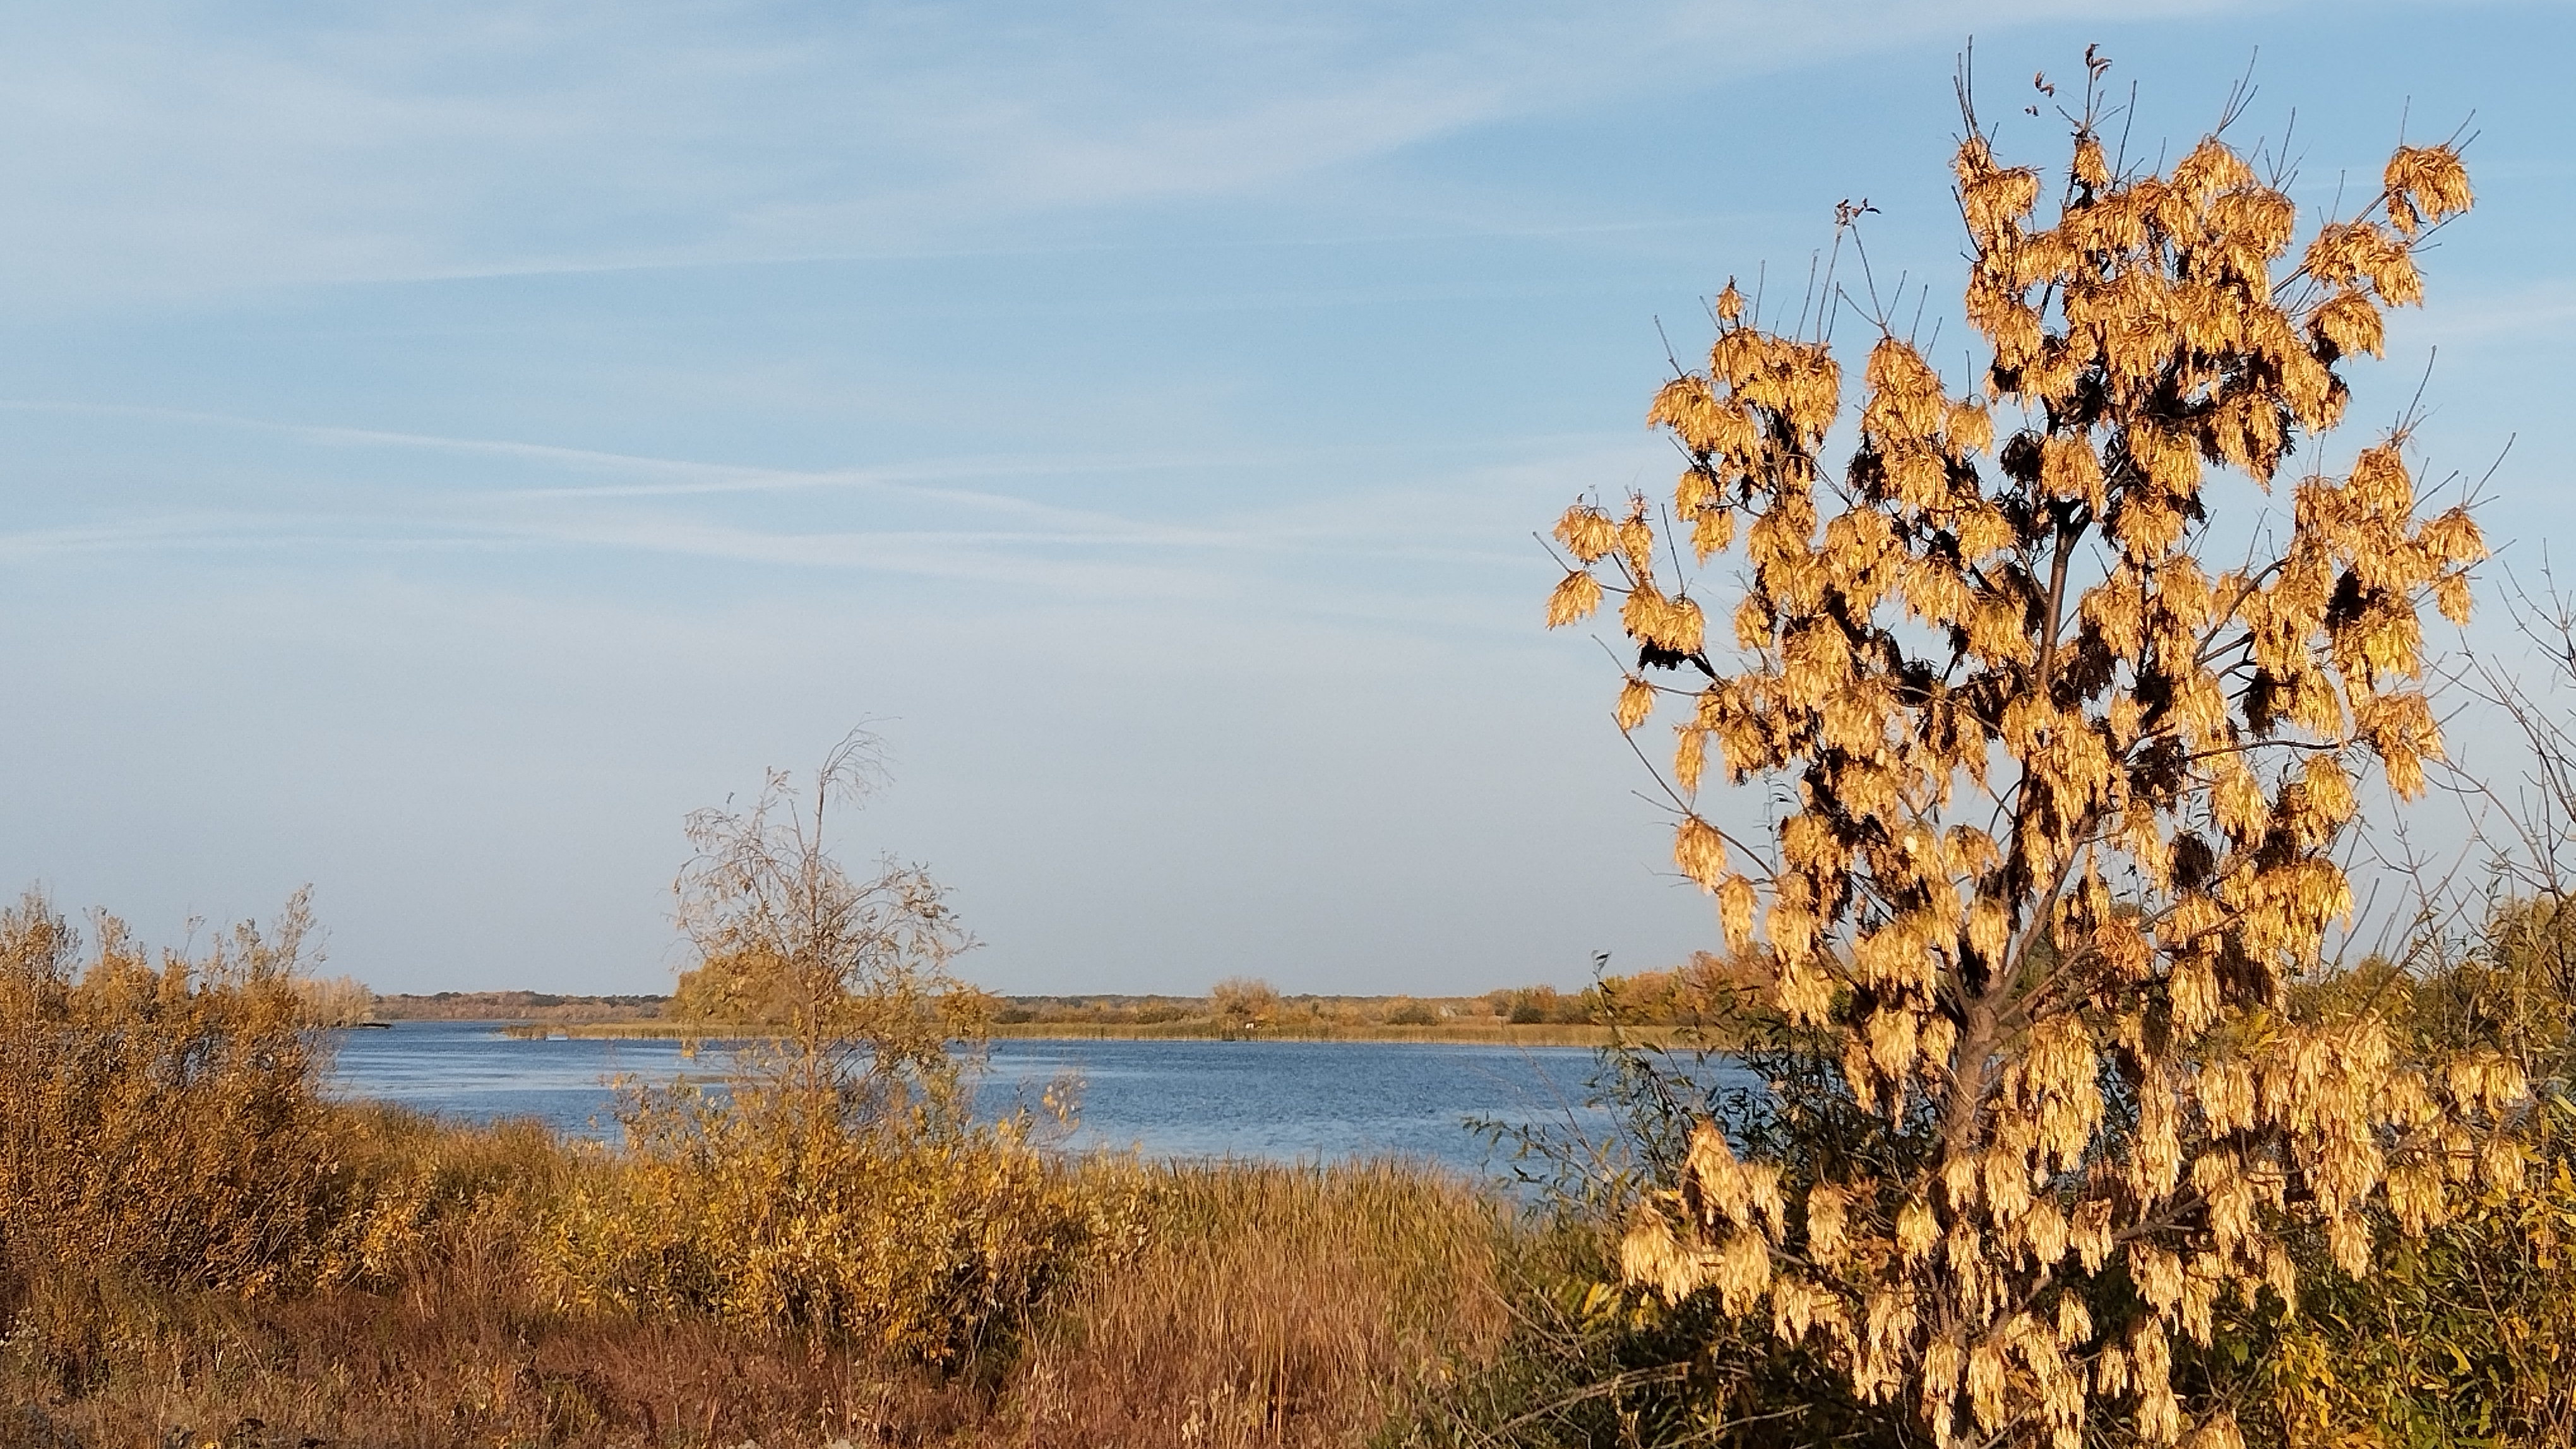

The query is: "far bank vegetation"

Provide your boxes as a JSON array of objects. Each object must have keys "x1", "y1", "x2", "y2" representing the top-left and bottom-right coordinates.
[{"x1": 473, "y1": 960, "x2": 1772, "y2": 1045}]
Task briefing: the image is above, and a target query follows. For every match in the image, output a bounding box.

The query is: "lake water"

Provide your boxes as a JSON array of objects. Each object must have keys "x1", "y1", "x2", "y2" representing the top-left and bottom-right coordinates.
[{"x1": 326, "y1": 1021, "x2": 1640, "y2": 1174}]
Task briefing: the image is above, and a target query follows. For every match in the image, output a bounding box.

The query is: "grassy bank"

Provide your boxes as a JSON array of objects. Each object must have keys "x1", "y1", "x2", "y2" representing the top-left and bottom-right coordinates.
[
  {"x1": 501, "y1": 1018, "x2": 1679, "y2": 1047},
  {"x1": 496, "y1": 1020, "x2": 701, "y2": 1039},
  {"x1": 2, "y1": 1130, "x2": 1511, "y2": 1448}
]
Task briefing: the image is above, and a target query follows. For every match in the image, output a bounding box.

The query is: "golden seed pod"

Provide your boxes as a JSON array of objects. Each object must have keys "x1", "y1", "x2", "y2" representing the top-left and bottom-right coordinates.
[
  {"x1": 1553, "y1": 504, "x2": 1615, "y2": 563},
  {"x1": 1673, "y1": 814, "x2": 1728, "y2": 891},
  {"x1": 1544, "y1": 570, "x2": 1603, "y2": 628},
  {"x1": 1614, "y1": 676, "x2": 1656, "y2": 732}
]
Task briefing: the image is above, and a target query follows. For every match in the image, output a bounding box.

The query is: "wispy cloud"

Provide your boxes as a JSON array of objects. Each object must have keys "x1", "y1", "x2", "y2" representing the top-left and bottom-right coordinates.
[
  {"x1": 0, "y1": 0, "x2": 2255, "y2": 306},
  {"x1": 0, "y1": 398, "x2": 1243, "y2": 524},
  {"x1": 0, "y1": 395, "x2": 1650, "y2": 606}
]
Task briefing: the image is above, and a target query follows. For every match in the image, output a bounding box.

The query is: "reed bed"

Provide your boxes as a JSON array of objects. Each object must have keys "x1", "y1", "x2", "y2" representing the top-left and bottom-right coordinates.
[{"x1": 1004, "y1": 1159, "x2": 1509, "y2": 1448}]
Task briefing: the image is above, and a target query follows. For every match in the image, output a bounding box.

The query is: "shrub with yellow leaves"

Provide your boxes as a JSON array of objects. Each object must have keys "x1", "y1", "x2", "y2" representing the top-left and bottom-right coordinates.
[
  {"x1": 0, "y1": 888, "x2": 352, "y2": 1298},
  {"x1": 1546, "y1": 64, "x2": 2519, "y2": 1449},
  {"x1": 542, "y1": 730, "x2": 1102, "y2": 1366},
  {"x1": 539, "y1": 1068, "x2": 1106, "y2": 1366}
]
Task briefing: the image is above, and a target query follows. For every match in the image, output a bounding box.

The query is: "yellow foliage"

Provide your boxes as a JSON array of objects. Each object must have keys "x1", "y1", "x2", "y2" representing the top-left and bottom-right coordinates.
[
  {"x1": 0, "y1": 889, "x2": 355, "y2": 1297},
  {"x1": 1551, "y1": 66, "x2": 2510, "y2": 1449},
  {"x1": 539, "y1": 1070, "x2": 1109, "y2": 1365}
]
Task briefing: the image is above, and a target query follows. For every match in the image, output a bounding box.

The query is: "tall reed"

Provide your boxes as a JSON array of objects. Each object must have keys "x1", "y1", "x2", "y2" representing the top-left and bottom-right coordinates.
[{"x1": 1004, "y1": 1159, "x2": 1510, "y2": 1448}]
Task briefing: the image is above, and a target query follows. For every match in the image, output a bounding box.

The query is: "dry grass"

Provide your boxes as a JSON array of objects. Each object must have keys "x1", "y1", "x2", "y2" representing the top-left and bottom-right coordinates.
[
  {"x1": 2, "y1": 1148, "x2": 1508, "y2": 1448},
  {"x1": 1001, "y1": 1159, "x2": 1509, "y2": 1448},
  {"x1": 988, "y1": 1022, "x2": 1662, "y2": 1047},
  {"x1": 3, "y1": 1251, "x2": 984, "y2": 1447}
]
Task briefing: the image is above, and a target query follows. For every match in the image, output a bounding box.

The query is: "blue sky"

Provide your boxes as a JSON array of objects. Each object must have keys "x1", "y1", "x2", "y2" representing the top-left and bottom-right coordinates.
[{"x1": 1, "y1": 1, "x2": 2568, "y2": 995}]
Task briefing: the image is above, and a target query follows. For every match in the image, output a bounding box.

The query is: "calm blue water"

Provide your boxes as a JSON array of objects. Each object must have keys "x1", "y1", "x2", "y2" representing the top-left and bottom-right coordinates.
[{"x1": 326, "y1": 1021, "x2": 1636, "y2": 1174}]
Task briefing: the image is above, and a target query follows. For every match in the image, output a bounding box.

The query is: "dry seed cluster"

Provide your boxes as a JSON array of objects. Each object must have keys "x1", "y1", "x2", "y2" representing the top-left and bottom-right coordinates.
[{"x1": 1551, "y1": 105, "x2": 2518, "y2": 1449}]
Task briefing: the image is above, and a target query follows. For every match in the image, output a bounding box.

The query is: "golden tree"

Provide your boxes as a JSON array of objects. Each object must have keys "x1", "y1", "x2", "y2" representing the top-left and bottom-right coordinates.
[
  {"x1": 1209, "y1": 974, "x2": 1283, "y2": 1034},
  {"x1": 1547, "y1": 66, "x2": 2523, "y2": 1448}
]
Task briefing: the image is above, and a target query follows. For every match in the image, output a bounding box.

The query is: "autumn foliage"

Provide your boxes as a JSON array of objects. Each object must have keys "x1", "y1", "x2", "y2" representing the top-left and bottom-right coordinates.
[
  {"x1": 1547, "y1": 73, "x2": 2519, "y2": 1448},
  {"x1": 0, "y1": 889, "x2": 350, "y2": 1296}
]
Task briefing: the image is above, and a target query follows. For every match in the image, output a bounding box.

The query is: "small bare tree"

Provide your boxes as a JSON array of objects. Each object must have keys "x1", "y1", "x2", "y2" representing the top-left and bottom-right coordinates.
[
  {"x1": 547, "y1": 736, "x2": 1086, "y2": 1359},
  {"x1": 671, "y1": 729, "x2": 980, "y2": 1116}
]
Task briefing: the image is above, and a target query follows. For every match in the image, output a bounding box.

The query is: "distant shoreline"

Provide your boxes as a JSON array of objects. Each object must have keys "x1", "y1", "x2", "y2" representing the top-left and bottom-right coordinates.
[
  {"x1": 478, "y1": 1020, "x2": 1689, "y2": 1047},
  {"x1": 359, "y1": 976, "x2": 1769, "y2": 1046}
]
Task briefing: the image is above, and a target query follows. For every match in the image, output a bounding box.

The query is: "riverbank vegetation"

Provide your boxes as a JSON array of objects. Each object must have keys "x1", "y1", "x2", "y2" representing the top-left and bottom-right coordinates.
[
  {"x1": 975, "y1": 961, "x2": 1773, "y2": 1042},
  {"x1": 12, "y1": 883, "x2": 2576, "y2": 1446},
  {"x1": 515, "y1": 1019, "x2": 1671, "y2": 1046},
  {"x1": 0, "y1": 983, "x2": 1508, "y2": 1446},
  {"x1": 502, "y1": 959, "x2": 1751, "y2": 1036},
  {"x1": 374, "y1": 990, "x2": 673, "y2": 1024},
  {"x1": 0, "y1": 746, "x2": 1520, "y2": 1446}
]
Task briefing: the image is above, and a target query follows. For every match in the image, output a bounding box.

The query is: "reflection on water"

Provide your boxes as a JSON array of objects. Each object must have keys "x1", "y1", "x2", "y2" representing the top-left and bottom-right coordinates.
[{"x1": 326, "y1": 1021, "x2": 1676, "y2": 1174}]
